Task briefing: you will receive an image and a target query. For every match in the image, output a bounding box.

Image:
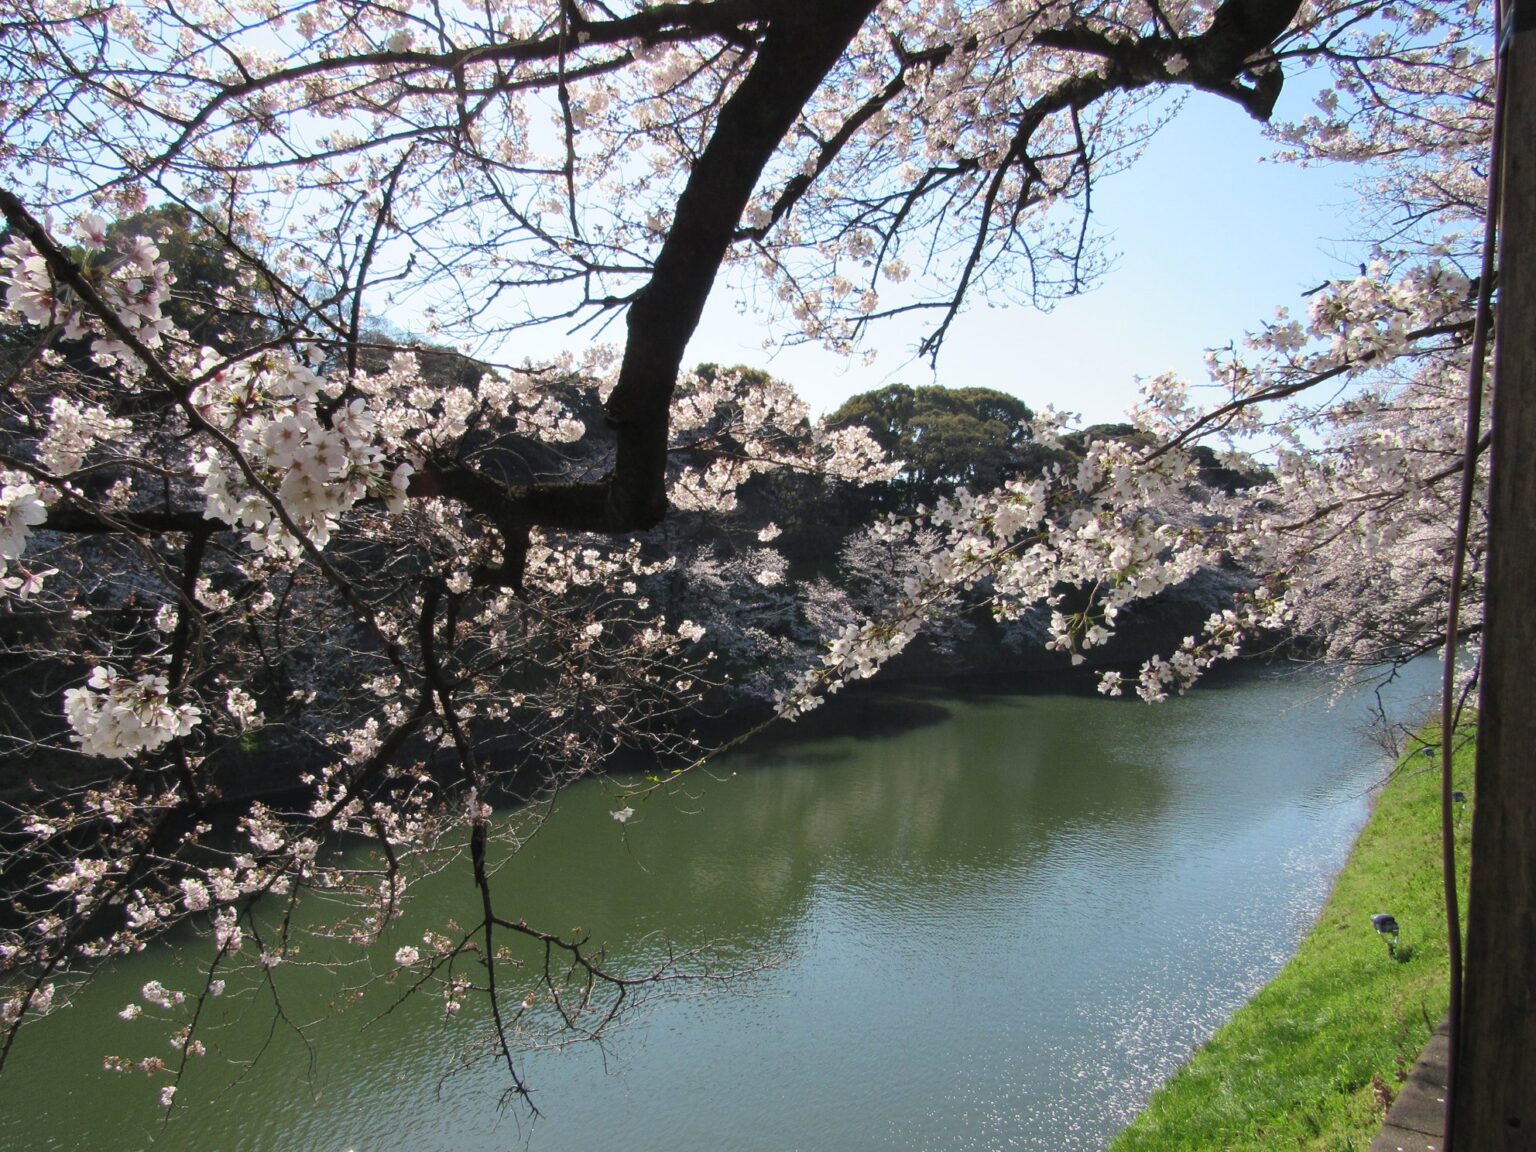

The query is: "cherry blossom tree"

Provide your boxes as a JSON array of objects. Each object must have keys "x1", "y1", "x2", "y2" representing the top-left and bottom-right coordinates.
[
  {"x1": 0, "y1": 0, "x2": 1521, "y2": 1137},
  {"x1": 746, "y1": 1, "x2": 1522, "y2": 1139}
]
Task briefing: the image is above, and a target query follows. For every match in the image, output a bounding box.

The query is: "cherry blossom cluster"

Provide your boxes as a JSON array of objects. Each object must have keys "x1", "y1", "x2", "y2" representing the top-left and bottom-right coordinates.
[
  {"x1": 0, "y1": 231, "x2": 174, "y2": 369},
  {"x1": 666, "y1": 368, "x2": 896, "y2": 512},
  {"x1": 0, "y1": 470, "x2": 48, "y2": 587},
  {"x1": 771, "y1": 410, "x2": 1243, "y2": 715},
  {"x1": 63, "y1": 666, "x2": 203, "y2": 758},
  {"x1": 1134, "y1": 254, "x2": 1487, "y2": 680},
  {"x1": 191, "y1": 355, "x2": 401, "y2": 554}
]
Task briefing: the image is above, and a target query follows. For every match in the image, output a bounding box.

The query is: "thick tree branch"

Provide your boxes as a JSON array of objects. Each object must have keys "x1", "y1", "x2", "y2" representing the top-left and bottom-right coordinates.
[
  {"x1": 428, "y1": 0, "x2": 880, "y2": 555},
  {"x1": 1036, "y1": 0, "x2": 1304, "y2": 122}
]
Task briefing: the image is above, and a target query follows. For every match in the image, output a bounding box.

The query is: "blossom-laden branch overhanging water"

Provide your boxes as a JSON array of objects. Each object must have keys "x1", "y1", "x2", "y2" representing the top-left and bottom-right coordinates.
[{"x1": 0, "y1": 0, "x2": 1497, "y2": 1117}]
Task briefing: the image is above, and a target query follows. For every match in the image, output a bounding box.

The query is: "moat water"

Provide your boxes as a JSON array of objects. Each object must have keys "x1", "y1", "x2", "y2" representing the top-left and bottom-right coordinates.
[{"x1": 1, "y1": 661, "x2": 1437, "y2": 1151}]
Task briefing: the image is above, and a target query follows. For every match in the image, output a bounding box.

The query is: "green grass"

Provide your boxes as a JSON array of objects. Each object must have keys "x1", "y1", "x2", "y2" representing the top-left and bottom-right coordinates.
[{"x1": 1108, "y1": 726, "x2": 1474, "y2": 1152}]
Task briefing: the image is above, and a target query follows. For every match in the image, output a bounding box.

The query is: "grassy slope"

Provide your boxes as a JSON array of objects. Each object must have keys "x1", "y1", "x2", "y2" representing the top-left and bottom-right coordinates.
[{"x1": 1108, "y1": 728, "x2": 1474, "y2": 1152}]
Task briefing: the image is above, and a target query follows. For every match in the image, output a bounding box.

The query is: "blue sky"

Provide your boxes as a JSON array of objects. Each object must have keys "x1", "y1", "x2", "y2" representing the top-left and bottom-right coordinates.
[{"x1": 686, "y1": 89, "x2": 1368, "y2": 425}]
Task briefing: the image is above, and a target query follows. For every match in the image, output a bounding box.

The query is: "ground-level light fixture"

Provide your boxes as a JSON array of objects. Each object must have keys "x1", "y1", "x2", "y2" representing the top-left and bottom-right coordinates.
[{"x1": 1371, "y1": 913, "x2": 1400, "y2": 957}]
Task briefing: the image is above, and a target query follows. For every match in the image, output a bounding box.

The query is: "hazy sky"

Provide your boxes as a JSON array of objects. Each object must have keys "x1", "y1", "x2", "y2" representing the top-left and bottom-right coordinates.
[{"x1": 685, "y1": 88, "x2": 1368, "y2": 425}]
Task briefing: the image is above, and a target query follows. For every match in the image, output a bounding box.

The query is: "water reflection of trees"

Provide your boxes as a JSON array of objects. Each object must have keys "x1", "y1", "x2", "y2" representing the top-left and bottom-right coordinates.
[{"x1": 488, "y1": 689, "x2": 1178, "y2": 964}]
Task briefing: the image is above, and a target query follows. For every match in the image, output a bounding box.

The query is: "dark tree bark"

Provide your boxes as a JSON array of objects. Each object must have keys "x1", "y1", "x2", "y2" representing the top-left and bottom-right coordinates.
[
  {"x1": 1457, "y1": 10, "x2": 1536, "y2": 1148},
  {"x1": 432, "y1": 0, "x2": 883, "y2": 547}
]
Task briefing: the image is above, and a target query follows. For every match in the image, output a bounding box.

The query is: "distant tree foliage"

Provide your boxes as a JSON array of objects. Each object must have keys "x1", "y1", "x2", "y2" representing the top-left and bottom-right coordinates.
[{"x1": 826, "y1": 384, "x2": 1053, "y2": 510}]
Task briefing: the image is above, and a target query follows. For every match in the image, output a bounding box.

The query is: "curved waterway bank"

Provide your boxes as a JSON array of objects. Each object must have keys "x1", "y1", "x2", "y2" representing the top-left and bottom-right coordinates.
[
  {"x1": 1108, "y1": 717, "x2": 1471, "y2": 1152},
  {"x1": 0, "y1": 661, "x2": 1439, "y2": 1152}
]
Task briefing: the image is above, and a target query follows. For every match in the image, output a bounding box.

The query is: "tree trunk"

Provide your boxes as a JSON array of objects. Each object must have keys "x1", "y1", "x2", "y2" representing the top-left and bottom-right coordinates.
[{"x1": 1457, "y1": 11, "x2": 1536, "y2": 1148}]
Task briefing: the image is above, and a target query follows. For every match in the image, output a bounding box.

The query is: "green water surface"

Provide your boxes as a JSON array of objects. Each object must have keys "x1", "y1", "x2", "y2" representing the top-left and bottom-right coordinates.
[{"x1": 0, "y1": 664, "x2": 1436, "y2": 1151}]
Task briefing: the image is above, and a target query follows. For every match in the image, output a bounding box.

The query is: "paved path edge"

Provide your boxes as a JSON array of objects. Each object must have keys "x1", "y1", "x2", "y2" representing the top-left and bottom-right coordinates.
[{"x1": 1370, "y1": 1019, "x2": 1450, "y2": 1152}]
